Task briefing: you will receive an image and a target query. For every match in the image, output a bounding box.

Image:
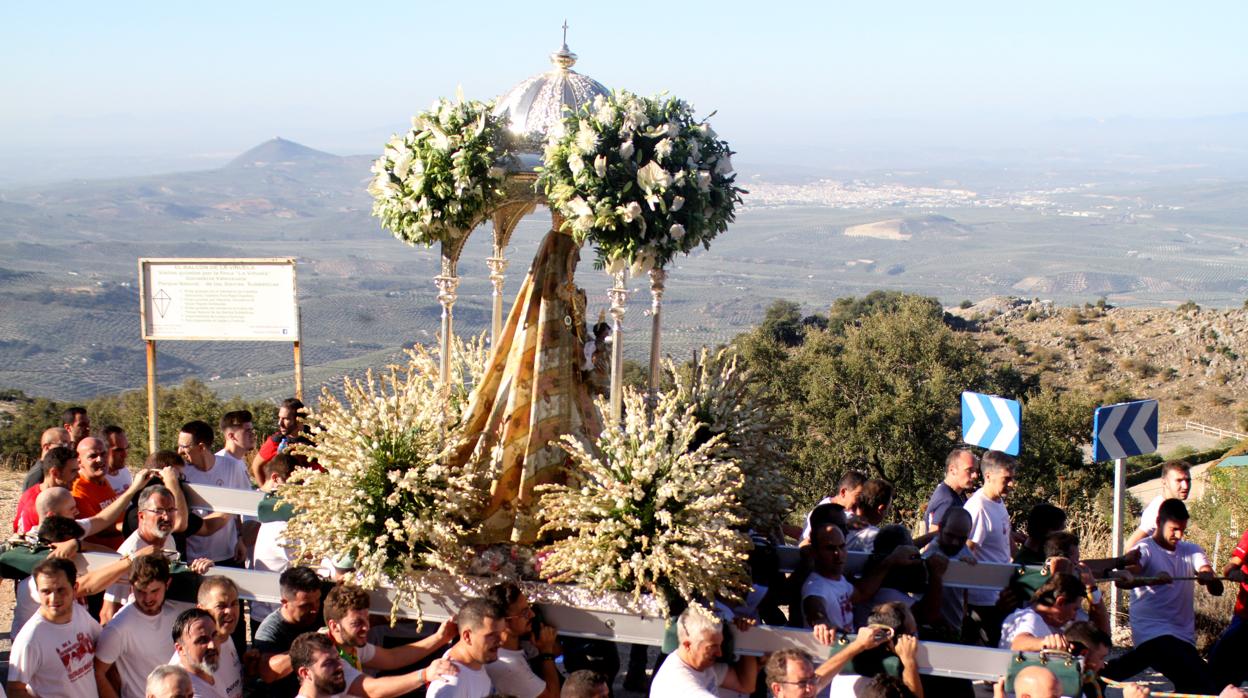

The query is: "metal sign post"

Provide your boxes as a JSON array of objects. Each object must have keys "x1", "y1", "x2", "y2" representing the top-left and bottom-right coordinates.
[{"x1": 1092, "y1": 398, "x2": 1159, "y2": 636}]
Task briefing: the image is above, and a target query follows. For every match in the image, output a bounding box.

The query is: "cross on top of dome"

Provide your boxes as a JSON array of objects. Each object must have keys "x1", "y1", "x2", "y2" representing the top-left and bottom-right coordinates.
[{"x1": 493, "y1": 23, "x2": 609, "y2": 152}]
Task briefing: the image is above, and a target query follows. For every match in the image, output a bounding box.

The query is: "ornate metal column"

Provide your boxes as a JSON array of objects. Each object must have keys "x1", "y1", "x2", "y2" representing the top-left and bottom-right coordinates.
[
  {"x1": 607, "y1": 269, "x2": 629, "y2": 423},
  {"x1": 646, "y1": 268, "x2": 667, "y2": 397},
  {"x1": 485, "y1": 252, "x2": 508, "y2": 345},
  {"x1": 435, "y1": 242, "x2": 461, "y2": 389}
]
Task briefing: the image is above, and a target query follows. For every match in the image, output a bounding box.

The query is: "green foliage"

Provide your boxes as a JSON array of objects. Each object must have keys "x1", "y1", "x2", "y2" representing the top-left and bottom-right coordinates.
[
  {"x1": 737, "y1": 292, "x2": 1106, "y2": 524},
  {"x1": 1011, "y1": 387, "x2": 1106, "y2": 516},
  {"x1": 1177, "y1": 300, "x2": 1201, "y2": 313},
  {"x1": 959, "y1": 299, "x2": 973, "y2": 309},
  {"x1": 781, "y1": 295, "x2": 988, "y2": 517},
  {"x1": 0, "y1": 395, "x2": 65, "y2": 463}
]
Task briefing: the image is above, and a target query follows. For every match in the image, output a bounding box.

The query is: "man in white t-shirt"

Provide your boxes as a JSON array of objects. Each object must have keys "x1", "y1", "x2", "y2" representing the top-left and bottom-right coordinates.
[
  {"x1": 177, "y1": 420, "x2": 251, "y2": 566},
  {"x1": 1124, "y1": 460, "x2": 1192, "y2": 552},
  {"x1": 485, "y1": 582, "x2": 561, "y2": 698},
  {"x1": 290, "y1": 632, "x2": 348, "y2": 698},
  {"x1": 998, "y1": 573, "x2": 1084, "y2": 650},
  {"x1": 796, "y1": 471, "x2": 867, "y2": 543},
  {"x1": 103, "y1": 425, "x2": 134, "y2": 497},
  {"x1": 95, "y1": 554, "x2": 189, "y2": 698},
  {"x1": 964, "y1": 449, "x2": 1017, "y2": 647},
  {"x1": 173, "y1": 608, "x2": 229, "y2": 698},
  {"x1": 651, "y1": 605, "x2": 758, "y2": 698},
  {"x1": 196, "y1": 577, "x2": 245, "y2": 698},
  {"x1": 427, "y1": 598, "x2": 502, "y2": 698},
  {"x1": 7, "y1": 556, "x2": 102, "y2": 698},
  {"x1": 322, "y1": 581, "x2": 457, "y2": 695},
  {"x1": 103, "y1": 485, "x2": 212, "y2": 622},
  {"x1": 1102, "y1": 498, "x2": 1222, "y2": 694}
]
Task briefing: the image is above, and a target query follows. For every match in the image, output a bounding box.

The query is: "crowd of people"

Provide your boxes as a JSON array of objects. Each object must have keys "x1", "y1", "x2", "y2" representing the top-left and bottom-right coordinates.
[{"x1": 4, "y1": 406, "x2": 1248, "y2": 698}]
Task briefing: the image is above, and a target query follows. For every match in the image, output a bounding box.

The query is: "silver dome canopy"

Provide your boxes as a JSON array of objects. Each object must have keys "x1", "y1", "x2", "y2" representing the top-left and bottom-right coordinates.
[{"x1": 494, "y1": 35, "x2": 609, "y2": 154}]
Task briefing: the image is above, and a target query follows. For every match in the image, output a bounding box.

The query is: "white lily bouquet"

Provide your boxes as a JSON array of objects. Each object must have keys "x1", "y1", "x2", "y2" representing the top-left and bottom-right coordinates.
[
  {"x1": 368, "y1": 97, "x2": 512, "y2": 247},
  {"x1": 540, "y1": 91, "x2": 744, "y2": 274}
]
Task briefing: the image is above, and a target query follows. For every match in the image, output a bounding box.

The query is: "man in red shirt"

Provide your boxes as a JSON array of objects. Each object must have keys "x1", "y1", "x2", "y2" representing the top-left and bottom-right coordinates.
[
  {"x1": 13, "y1": 446, "x2": 79, "y2": 534},
  {"x1": 71, "y1": 436, "x2": 125, "y2": 549},
  {"x1": 251, "y1": 398, "x2": 314, "y2": 483},
  {"x1": 1210, "y1": 527, "x2": 1248, "y2": 688}
]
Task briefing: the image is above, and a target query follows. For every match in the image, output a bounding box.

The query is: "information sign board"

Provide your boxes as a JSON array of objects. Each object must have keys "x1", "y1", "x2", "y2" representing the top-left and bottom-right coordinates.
[{"x1": 139, "y1": 258, "x2": 299, "y2": 341}]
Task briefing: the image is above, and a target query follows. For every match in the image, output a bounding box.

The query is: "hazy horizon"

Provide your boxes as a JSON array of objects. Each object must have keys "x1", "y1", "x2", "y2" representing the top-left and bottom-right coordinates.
[{"x1": 3, "y1": 2, "x2": 1247, "y2": 185}]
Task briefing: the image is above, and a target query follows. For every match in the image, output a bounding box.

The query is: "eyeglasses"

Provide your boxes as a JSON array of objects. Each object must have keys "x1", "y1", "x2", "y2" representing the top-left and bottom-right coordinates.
[
  {"x1": 142, "y1": 507, "x2": 178, "y2": 516},
  {"x1": 776, "y1": 679, "x2": 818, "y2": 689},
  {"x1": 506, "y1": 605, "x2": 534, "y2": 620}
]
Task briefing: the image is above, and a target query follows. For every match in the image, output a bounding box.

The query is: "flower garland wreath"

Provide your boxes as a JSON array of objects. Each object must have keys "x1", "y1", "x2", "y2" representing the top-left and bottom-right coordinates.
[
  {"x1": 540, "y1": 91, "x2": 745, "y2": 273},
  {"x1": 368, "y1": 97, "x2": 512, "y2": 247}
]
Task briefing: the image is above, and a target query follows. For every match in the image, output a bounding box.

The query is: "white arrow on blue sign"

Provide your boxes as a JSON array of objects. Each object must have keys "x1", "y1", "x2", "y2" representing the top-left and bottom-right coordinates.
[
  {"x1": 1093, "y1": 399, "x2": 1158, "y2": 462},
  {"x1": 961, "y1": 391, "x2": 1021, "y2": 456}
]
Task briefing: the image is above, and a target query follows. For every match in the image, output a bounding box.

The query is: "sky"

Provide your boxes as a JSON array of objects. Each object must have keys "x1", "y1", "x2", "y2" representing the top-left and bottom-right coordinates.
[{"x1": 2, "y1": 1, "x2": 1246, "y2": 181}]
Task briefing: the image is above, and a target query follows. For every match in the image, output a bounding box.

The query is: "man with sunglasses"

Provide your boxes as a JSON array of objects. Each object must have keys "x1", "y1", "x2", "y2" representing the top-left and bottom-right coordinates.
[{"x1": 485, "y1": 582, "x2": 561, "y2": 698}]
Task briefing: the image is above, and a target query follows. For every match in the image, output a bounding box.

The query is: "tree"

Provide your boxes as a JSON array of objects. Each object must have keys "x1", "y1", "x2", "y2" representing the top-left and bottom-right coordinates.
[
  {"x1": 758, "y1": 300, "x2": 806, "y2": 347},
  {"x1": 786, "y1": 295, "x2": 987, "y2": 516}
]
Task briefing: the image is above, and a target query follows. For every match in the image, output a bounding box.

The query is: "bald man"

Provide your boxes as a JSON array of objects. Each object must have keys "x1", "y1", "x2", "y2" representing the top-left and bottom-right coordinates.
[
  {"x1": 22, "y1": 427, "x2": 74, "y2": 490},
  {"x1": 1013, "y1": 666, "x2": 1061, "y2": 698},
  {"x1": 73, "y1": 436, "x2": 129, "y2": 548}
]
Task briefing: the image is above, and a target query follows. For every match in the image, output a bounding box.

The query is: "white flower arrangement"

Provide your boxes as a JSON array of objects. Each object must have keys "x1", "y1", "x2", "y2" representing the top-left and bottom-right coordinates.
[
  {"x1": 667, "y1": 348, "x2": 793, "y2": 537},
  {"x1": 281, "y1": 339, "x2": 494, "y2": 622},
  {"x1": 536, "y1": 387, "x2": 752, "y2": 616},
  {"x1": 368, "y1": 97, "x2": 512, "y2": 247},
  {"x1": 539, "y1": 91, "x2": 745, "y2": 273}
]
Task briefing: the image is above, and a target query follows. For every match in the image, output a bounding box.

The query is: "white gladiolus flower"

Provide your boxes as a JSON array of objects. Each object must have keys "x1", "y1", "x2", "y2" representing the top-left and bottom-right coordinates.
[
  {"x1": 594, "y1": 155, "x2": 607, "y2": 178},
  {"x1": 670, "y1": 223, "x2": 686, "y2": 240},
  {"x1": 714, "y1": 155, "x2": 734, "y2": 175},
  {"x1": 671, "y1": 196, "x2": 685, "y2": 212},
  {"x1": 569, "y1": 156, "x2": 585, "y2": 177},
  {"x1": 606, "y1": 256, "x2": 627, "y2": 276},
  {"x1": 619, "y1": 140, "x2": 635, "y2": 159},
  {"x1": 697, "y1": 170, "x2": 712, "y2": 192},
  {"x1": 637, "y1": 161, "x2": 673, "y2": 192}
]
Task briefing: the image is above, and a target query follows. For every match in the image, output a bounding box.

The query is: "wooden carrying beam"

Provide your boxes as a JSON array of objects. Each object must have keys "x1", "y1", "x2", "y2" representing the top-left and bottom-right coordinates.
[{"x1": 80, "y1": 552, "x2": 1036, "y2": 681}]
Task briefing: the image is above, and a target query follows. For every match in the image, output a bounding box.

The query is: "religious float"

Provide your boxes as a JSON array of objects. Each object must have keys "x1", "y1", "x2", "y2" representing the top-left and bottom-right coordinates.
[{"x1": 278, "y1": 32, "x2": 794, "y2": 630}]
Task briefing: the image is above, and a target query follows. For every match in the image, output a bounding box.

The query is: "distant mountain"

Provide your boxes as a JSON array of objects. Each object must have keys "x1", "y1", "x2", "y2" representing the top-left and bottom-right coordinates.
[{"x1": 226, "y1": 137, "x2": 342, "y2": 169}]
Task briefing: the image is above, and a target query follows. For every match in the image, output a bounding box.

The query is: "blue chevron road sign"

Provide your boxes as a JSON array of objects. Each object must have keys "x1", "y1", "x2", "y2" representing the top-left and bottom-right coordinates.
[
  {"x1": 961, "y1": 391, "x2": 1021, "y2": 456},
  {"x1": 1093, "y1": 399, "x2": 1158, "y2": 462}
]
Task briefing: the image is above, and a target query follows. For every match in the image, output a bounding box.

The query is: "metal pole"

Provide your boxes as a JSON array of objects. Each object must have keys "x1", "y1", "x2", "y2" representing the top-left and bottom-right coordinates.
[
  {"x1": 434, "y1": 274, "x2": 460, "y2": 388},
  {"x1": 607, "y1": 270, "x2": 629, "y2": 423},
  {"x1": 1111, "y1": 456, "x2": 1127, "y2": 634},
  {"x1": 486, "y1": 252, "x2": 508, "y2": 347},
  {"x1": 646, "y1": 269, "x2": 666, "y2": 399},
  {"x1": 145, "y1": 340, "x2": 158, "y2": 453},
  {"x1": 293, "y1": 307, "x2": 304, "y2": 401}
]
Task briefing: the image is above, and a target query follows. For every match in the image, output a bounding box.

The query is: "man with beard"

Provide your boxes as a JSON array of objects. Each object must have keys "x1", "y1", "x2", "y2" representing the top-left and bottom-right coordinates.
[
  {"x1": 1125, "y1": 460, "x2": 1193, "y2": 552},
  {"x1": 322, "y1": 582, "x2": 457, "y2": 696},
  {"x1": 252, "y1": 398, "x2": 314, "y2": 483},
  {"x1": 103, "y1": 484, "x2": 210, "y2": 624},
  {"x1": 95, "y1": 554, "x2": 187, "y2": 698},
  {"x1": 290, "y1": 632, "x2": 348, "y2": 698},
  {"x1": 173, "y1": 608, "x2": 227, "y2": 697},
  {"x1": 197, "y1": 577, "x2": 245, "y2": 698}
]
